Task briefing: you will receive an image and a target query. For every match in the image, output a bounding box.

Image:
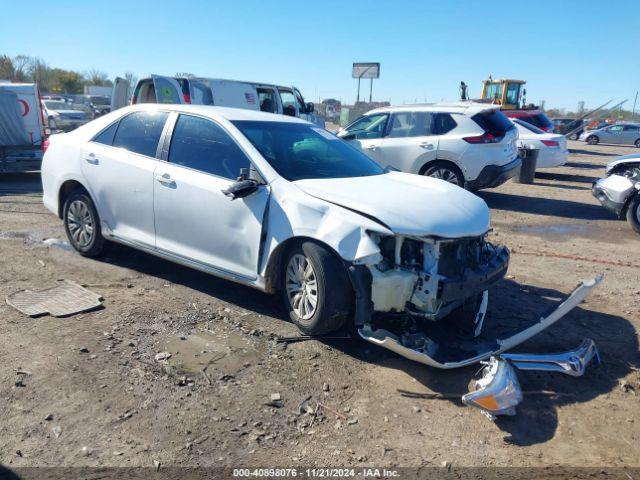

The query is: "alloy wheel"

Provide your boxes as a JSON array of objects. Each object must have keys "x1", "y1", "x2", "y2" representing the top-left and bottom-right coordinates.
[
  {"x1": 67, "y1": 200, "x2": 95, "y2": 248},
  {"x1": 285, "y1": 254, "x2": 318, "y2": 320},
  {"x1": 428, "y1": 168, "x2": 460, "y2": 185}
]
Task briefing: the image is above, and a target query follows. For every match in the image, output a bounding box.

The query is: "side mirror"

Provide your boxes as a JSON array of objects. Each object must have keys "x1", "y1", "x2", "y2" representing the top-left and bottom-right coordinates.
[
  {"x1": 306, "y1": 102, "x2": 314, "y2": 113},
  {"x1": 339, "y1": 133, "x2": 356, "y2": 140},
  {"x1": 222, "y1": 179, "x2": 260, "y2": 200}
]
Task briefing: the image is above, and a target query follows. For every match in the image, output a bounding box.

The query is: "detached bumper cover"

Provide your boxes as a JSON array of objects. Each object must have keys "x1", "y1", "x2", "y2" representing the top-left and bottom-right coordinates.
[
  {"x1": 358, "y1": 275, "x2": 603, "y2": 369},
  {"x1": 466, "y1": 157, "x2": 522, "y2": 190}
]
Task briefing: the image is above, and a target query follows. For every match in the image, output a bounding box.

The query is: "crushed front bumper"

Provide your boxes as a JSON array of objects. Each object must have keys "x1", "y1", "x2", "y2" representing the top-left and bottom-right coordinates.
[
  {"x1": 358, "y1": 275, "x2": 603, "y2": 369},
  {"x1": 592, "y1": 175, "x2": 637, "y2": 217}
]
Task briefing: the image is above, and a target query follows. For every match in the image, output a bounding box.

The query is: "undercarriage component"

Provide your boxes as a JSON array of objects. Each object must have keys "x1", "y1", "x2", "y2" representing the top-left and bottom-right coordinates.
[
  {"x1": 462, "y1": 338, "x2": 600, "y2": 420},
  {"x1": 358, "y1": 275, "x2": 603, "y2": 369}
]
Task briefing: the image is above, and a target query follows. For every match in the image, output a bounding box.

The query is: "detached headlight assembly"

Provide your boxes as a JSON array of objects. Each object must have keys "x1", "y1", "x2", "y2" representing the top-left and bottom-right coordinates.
[{"x1": 462, "y1": 357, "x2": 523, "y2": 420}]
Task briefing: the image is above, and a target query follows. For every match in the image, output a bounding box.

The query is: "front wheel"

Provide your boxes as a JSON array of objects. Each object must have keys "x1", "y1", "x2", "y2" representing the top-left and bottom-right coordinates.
[
  {"x1": 282, "y1": 241, "x2": 352, "y2": 335},
  {"x1": 634, "y1": 139, "x2": 640, "y2": 148},
  {"x1": 626, "y1": 195, "x2": 640, "y2": 234},
  {"x1": 423, "y1": 162, "x2": 465, "y2": 187},
  {"x1": 587, "y1": 135, "x2": 599, "y2": 145},
  {"x1": 63, "y1": 189, "x2": 108, "y2": 257}
]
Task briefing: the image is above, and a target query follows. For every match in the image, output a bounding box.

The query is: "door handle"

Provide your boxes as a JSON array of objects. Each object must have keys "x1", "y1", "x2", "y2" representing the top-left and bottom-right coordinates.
[
  {"x1": 84, "y1": 153, "x2": 99, "y2": 165},
  {"x1": 155, "y1": 173, "x2": 175, "y2": 186},
  {"x1": 365, "y1": 144, "x2": 379, "y2": 150},
  {"x1": 419, "y1": 142, "x2": 435, "y2": 150}
]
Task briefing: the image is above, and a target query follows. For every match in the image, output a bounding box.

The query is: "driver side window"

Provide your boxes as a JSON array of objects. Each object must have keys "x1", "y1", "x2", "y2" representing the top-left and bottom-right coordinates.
[
  {"x1": 344, "y1": 113, "x2": 389, "y2": 139},
  {"x1": 279, "y1": 90, "x2": 297, "y2": 117},
  {"x1": 168, "y1": 114, "x2": 250, "y2": 179}
]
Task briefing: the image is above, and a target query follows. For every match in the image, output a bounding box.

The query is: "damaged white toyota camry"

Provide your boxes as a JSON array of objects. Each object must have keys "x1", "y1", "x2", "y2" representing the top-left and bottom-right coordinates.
[{"x1": 41, "y1": 104, "x2": 601, "y2": 375}]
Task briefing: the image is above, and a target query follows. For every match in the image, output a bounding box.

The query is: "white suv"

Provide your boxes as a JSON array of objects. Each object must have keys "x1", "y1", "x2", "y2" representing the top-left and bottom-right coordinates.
[{"x1": 337, "y1": 102, "x2": 520, "y2": 190}]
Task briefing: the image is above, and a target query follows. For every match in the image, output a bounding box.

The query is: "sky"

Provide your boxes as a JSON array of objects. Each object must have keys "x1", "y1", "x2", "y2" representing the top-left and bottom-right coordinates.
[{"x1": 1, "y1": 0, "x2": 639, "y2": 110}]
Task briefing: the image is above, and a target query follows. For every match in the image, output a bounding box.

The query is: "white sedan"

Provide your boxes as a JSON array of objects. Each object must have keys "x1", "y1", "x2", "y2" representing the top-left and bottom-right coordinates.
[
  {"x1": 513, "y1": 118, "x2": 568, "y2": 168},
  {"x1": 41, "y1": 104, "x2": 599, "y2": 369}
]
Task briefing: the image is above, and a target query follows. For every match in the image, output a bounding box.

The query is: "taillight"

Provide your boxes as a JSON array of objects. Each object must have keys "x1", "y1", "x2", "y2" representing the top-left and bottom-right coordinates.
[
  {"x1": 183, "y1": 92, "x2": 191, "y2": 104},
  {"x1": 42, "y1": 138, "x2": 50, "y2": 155},
  {"x1": 463, "y1": 132, "x2": 504, "y2": 144},
  {"x1": 541, "y1": 140, "x2": 559, "y2": 147}
]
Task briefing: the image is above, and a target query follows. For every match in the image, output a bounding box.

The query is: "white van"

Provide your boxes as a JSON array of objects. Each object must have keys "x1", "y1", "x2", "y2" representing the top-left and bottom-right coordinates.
[
  {"x1": 111, "y1": 75, "x2": 324, "y2": 127},
  {"x1": 0, "y1": 82, "x2": 46, "y2": 172}
]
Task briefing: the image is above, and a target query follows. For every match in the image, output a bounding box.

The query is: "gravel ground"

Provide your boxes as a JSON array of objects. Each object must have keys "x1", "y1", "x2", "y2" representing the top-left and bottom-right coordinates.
[{"x1": 0, "y1": 141, "x2": 639, "y2": 472}]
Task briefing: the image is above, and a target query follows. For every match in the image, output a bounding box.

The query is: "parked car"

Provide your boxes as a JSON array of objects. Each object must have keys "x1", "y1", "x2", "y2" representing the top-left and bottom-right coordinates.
[
  {"x1": 512, "y1": 118, "x2": 568, "y2": 168},
  {"x1": 336, "y1": 102, "x2": 521, "y2": 190},
  {"x1": 592, "y1": 153, "x2": 640, "y2": 233},
  {"x1": 504, "y1": 109, "x2": 554, "y2": 132},
  {"x1": 0, "y1": 82, "x2": 46, "y2": 172},
  {"x1": 111, "y1": 75, "x2": 324, "y2": 127},
  {"x1": 41, "y1": 104, "x2": 600, "y2": 369},
  {"x1": 579, "y1": 123, "x2": 640, "y2": 147},
  {"x1": 42, "y1": 100, "x2": 90, "y2": 132}
]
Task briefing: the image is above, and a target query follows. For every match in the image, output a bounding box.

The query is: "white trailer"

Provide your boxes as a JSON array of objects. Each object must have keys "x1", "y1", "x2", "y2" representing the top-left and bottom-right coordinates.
[{"x1": 0, "y1": 83, "x2": 46, "y2": 172}]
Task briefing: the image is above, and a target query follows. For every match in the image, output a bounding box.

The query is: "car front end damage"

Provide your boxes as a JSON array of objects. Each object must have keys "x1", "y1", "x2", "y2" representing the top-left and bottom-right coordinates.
[
  {"x1": 345, "y1": 231, "x2": 603, "y2": 418},
  {"x1": 592, "y1": 157, "x2": 640, "y2": 217}
]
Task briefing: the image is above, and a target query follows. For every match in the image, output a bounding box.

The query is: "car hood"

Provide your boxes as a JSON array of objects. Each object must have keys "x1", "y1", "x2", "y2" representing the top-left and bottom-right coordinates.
[
  {"x1": 54, "y1": 110, "x2": 86, "y2": 117},
  {"x1": 293, "y1": 171, "x2": 490, "y2": 237},
  {"x1": 606, "y1": 153, "x2": 640, "y2": 174}
]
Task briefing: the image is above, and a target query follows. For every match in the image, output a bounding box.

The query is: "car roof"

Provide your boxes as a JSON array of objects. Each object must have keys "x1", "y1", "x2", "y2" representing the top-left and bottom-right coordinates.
[
  {"x1": 122, "y1": 103, "x2": 310, "y2": 124},
  {"x1": 365, "y1": 101, "x2": 499, "y2": 116}
]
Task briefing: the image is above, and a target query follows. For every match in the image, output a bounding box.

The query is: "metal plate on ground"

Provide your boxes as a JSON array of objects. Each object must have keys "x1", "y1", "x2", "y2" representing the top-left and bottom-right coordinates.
[{"x1": 6, "y1": 280, "x2": 103, "y2": 317}]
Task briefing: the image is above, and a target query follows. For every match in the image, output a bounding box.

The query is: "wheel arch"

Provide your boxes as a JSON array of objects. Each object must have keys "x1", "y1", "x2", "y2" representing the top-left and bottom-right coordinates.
[
  {"x1": 418, "y1": 158, "x2": 466, "y2": 179},
  {"x1": 263, "y1": 236, "x2": 350, "y2": 294},
  {"x1": 57, "y1": 179, "x2": 91, "y2": 219}
]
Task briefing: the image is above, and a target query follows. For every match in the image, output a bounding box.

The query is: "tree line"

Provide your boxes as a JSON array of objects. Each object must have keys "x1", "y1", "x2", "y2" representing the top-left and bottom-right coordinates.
[{"x1": 0, "y1": 54, "x2": 115, "y2": 94}]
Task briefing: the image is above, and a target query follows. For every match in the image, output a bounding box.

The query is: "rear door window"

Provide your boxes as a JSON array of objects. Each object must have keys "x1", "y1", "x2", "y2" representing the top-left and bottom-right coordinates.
[
  {"x1": 433, "y1": 113, "x2": 457, "y2": 135},
  {"x1": 112, "y1": 111, "x2": 168, "y2": 157},
  {"x1": 168, "y1": 114, "x2": 250, "y2": 179},
  {"x1": 92, "y1": 121, "x2": 119, "y2": 146},
  {"x1": 387, "y1": 112, "x2": 433, "y2": 138}
]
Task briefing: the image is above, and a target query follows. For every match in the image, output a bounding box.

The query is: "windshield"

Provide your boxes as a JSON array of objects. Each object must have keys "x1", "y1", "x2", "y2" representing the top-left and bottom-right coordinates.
[{"x1": 232, "y1": 121, "x2": 386, "y2": 181}]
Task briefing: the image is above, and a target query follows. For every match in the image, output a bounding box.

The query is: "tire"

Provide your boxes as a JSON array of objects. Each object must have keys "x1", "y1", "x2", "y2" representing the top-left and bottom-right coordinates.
[
  {"x1": 587, "y1": 135, "x2": 599, "y2": 145},
  {"x1": 634, "y1": 139, "x2": 640, "y2": 148},
  {"x1": 423, "y1": 161, "x2": 465, "y2": 187},
  {"x1": 282, "y1": 241, "x2": 352, "y2": 335},
  {"x1": 63, "y1": 189, "x2": 109, "y2": 257},
  {"x1": 626, "y1": 195, "x2": 640, "y2": 234}
]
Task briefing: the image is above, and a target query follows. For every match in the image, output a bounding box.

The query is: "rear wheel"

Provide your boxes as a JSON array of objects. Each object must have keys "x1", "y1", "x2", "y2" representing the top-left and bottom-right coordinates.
[
  {"x1": 282, "y1": 241, "x2": 351, "y2": 335},
  {"x1": 587, "y1": 135, "x2": 599, "y2": 145},
  {"x1": 63, "y1": 189, "x2": 109, "y2": 257},
  {"x1": 423, "y1": 161, "x2": 465, "y2": 187},
  {"x1": 626, "y1": 195, "x2": 640, "y2": 234}
]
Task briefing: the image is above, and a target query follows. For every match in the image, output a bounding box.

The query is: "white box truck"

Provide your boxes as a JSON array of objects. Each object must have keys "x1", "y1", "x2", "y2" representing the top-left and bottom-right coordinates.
[{"x1": 0, "y1": 82, "x2": 46, "y2": 172}]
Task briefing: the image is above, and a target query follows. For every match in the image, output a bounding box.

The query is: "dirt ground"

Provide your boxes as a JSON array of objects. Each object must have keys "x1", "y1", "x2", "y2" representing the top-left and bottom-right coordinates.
[{"x1": 1, "y1": 141, "x2": 639, "y2": 471}]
